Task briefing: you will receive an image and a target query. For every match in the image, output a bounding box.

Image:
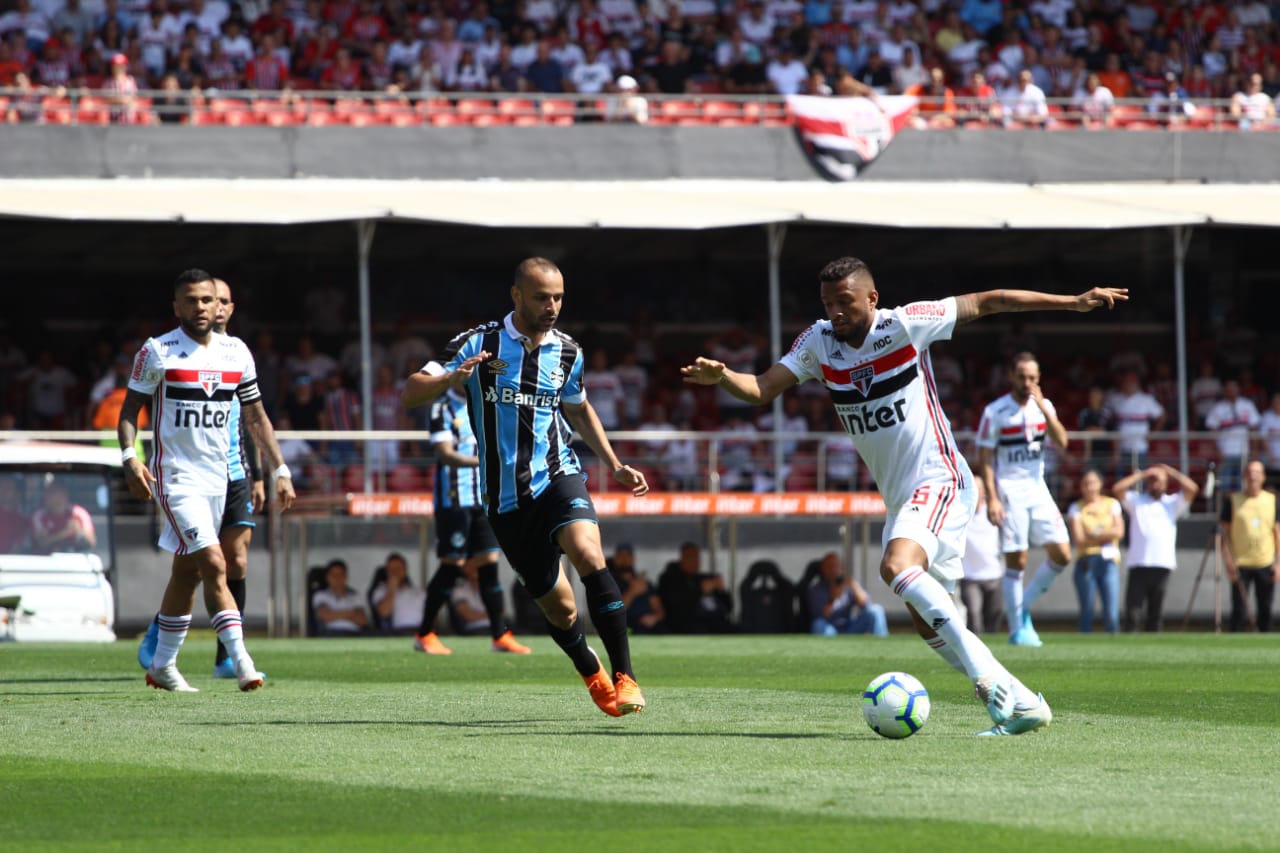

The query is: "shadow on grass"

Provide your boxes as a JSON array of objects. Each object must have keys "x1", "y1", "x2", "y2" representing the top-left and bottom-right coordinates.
[
  {"x1": 188, "y1": 718, "x2": 839, "y2": 739},
  {"x1": 0, "y1": 675, "x2": 138, "y2": 685}
]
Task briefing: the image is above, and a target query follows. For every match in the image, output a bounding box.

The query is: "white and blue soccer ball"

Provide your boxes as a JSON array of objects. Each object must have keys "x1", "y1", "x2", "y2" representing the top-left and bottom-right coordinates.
[{"x1": 862, "y1": 671, "x2": 930, "y2": 739}]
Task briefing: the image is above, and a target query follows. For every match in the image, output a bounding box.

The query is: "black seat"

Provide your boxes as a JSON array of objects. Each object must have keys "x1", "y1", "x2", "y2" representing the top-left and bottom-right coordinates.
[
  {"x1": 366, "y1": 565, "x2": 390, "y2": 634},
  {"x1": 305, "y1": 565, "x2": 327, "y2": 637},
  {"x1": 738, "y1": 560, "x2": 795, "y2": 634},
  {"x1": 794, "y1": 559, "x2": 824, "y2": 632}
]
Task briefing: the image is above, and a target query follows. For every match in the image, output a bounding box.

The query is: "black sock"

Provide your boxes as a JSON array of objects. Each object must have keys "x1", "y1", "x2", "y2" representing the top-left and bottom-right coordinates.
[
  {"x1": 582, "y1": 568, "x2": 633, "y2": 678},
  {"x1": 419, "y1": 564, "x2": 461, "y2": 635},
  {"x1": 215, "y1": 578, "x2": 248, "y2": 665},
  {"x1": 478, "y1": 562, "x2": 509, "y2": 639},
  {"x1": 547, "y1": 616, "x2": 599, "y2": 676}
]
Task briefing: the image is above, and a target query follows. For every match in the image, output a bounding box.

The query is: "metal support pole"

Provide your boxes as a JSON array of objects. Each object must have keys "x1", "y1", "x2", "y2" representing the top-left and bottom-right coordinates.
[
  {"x1": 357, "y1": 219, "x2": 378, "y2": 494},
  {"x1": 1172, "y1": 224, "x2": 1193, "y2": 472},
  {"x1": 766, "y1": 222, "x2": 788, "y2": 491}
]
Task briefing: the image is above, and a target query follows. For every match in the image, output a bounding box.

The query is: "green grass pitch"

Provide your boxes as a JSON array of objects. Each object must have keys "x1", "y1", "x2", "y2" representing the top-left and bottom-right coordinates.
[{"x1": 3, "y1": 633, "x2": 1277, "y2": 852}]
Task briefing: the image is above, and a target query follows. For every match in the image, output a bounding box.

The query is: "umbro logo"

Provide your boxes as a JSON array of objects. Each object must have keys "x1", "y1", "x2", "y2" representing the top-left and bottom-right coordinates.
[
  {"x1": 487, "y1": 359, "x2": 508, "y2": 374},
  {"x1": 569, "y1": 498, "x2": 590, "y2": 510},
  {"x1": 931, "y1": 617, "x2": 949, "y2": 629}
]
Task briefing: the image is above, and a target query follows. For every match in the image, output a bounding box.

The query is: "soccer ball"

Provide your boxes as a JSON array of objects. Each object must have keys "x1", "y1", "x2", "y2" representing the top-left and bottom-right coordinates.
[{"x1": 862, "y1": 671, "x2": 930, "y2": 739}]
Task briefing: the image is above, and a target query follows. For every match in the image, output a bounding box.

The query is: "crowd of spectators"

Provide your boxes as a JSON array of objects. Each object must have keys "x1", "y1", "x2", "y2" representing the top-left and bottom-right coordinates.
[
  {"x1": 1, "y1": 0, "x2": 1277, "y2": 125},
  {"x1": 4, "y1": 308, "x2": 1280, "y2": 503}
]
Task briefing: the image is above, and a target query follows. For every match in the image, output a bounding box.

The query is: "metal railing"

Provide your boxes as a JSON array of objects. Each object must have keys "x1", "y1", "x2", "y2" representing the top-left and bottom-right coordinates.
[{"x1": 1, "y1": 86, "x2": 1270, "y2": 130}]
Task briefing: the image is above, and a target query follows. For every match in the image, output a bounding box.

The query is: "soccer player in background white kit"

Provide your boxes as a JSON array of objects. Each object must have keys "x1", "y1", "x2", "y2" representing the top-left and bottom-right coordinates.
[
  {"x1": 118, "y1": 269, "x2": 296, "y2": 693},
  {"x1": 976, "y1": 352, "x2": 1072, "y2": 647},
  {"x1": 682, "y1": 256, "x2": 1127, "y2": 735}
]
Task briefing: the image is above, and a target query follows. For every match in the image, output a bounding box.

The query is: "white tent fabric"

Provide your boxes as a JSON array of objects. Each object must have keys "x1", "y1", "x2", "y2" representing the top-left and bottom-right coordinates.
[{"x1": 0, "y1": 178, "x2": 1272, "y2": 229}]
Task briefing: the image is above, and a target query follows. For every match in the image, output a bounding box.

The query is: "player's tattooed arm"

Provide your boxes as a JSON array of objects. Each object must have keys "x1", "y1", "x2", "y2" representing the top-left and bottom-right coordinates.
[
  {"x1": 955, "y1": 288, "x2": 1129, "y2": 326},
  {"x1": 241, "y1": 400, "x2": 286, "y2": 471}
]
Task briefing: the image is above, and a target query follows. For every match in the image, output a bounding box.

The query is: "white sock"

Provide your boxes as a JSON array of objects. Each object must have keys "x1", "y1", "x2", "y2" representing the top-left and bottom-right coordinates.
[
  {"x1": 892, "y1": 566, "x2": 1007, "y2": 682},
  {"x1": 926, "y1": 636, "x2": 967, "y2": 674},
  {"x1": 152, "y1": 613, "x2": 191, "y2": 669},
  {"x1": 1003, "y1": 570, "x2": 1024, "y2": 634},
  {"x1": 211, "y1": 609, "x2": 251, "y2": 670},
  {"x1": 1023, "y1": 559, "x2": 1064, "y2": 610},
  {"x1": 926, "y1": 633, "x2": 1040, "y2": 707}
]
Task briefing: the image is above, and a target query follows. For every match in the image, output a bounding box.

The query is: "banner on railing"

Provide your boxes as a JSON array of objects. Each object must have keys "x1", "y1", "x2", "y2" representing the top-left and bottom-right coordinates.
[{"x1": 347, "y1": 491, "x2": 887, "y2": 517}]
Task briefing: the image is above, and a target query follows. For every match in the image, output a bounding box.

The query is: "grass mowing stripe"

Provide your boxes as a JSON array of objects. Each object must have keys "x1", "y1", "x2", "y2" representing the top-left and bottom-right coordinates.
[{"x1": 3, "y1": 635, "x2": 1277, "y2": 851}]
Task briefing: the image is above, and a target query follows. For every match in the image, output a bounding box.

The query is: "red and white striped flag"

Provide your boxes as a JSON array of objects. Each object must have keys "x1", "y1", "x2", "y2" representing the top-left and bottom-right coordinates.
[{"x1": 786, "y1": 95, "x2": 917, "y2": 181}]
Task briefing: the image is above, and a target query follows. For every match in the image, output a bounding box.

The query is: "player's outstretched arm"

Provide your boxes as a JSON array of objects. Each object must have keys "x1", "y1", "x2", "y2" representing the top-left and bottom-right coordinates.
[
  {"x1": 680, "y1": 359, "x2": 797, "y2": 406},
  {"x1": 562, "y1": 399, "x2": 649, "y2": 497},
  {"x1": 241, "y1": 399, "x2": 295, "y2": 512},
  {"x1": 954, "y1": 287, "x2": 1129, "y2": 326},
  {"x1": 402, "y1": 353, "x2": 490, "y2": 409}
]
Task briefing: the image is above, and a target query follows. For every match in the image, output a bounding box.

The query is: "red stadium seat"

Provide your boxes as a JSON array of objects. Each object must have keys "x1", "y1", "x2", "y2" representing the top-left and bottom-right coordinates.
[
  {"x1": 342, "y1": 465, "x2": 367, "y2": 493},
  {"x1": 428, "y1": 112, "x2": 468, "y2": 126},
  {"x1": 539, "y1": 98, "x2": 577, "y2": 125},
  {"x1": 388, "y1": 464, "x2": 425, "y2": 492},
  {"x1": 75, "y1": 97, "x2": 110, "y2": 125},
  {"x1": 702, "y1": 100, "x2": 743, "y2": 124},
  {"x1": 190, "y1": 108, "x2": 223, "y2": 126},
  {"x1": 42, "y1": 96, "x2": 72, "y2": 124}
]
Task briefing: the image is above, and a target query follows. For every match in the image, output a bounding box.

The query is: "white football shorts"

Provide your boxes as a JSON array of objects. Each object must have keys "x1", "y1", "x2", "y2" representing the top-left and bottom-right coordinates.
[
  {"x1": 156, "y1": 491, "x2": 226, "y2": 555},
  {"x1": 882, "y1": 481, "x2": 977, "y2": 587},
  {"x1": 997, "y1": 482, "x2": 1069, "y2": 553}
]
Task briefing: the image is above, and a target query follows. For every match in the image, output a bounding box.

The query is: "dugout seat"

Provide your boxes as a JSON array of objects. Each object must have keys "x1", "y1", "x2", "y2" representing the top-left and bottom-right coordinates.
[
  {"x1": 793, "y1": 559, "x2": 824, "y2": 632},
  {"x1": 738, "y1": 560, "x2": 795, "y2": 633},
  {"x1": 366, "y1": 565, "x2": 390, "y2": 634},
  {"x1": 305, "y1": 565, "x2": 327, "y2": 636}
]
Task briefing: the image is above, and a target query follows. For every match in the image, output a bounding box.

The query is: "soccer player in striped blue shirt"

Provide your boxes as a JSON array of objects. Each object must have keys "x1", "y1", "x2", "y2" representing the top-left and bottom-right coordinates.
[
  {"x1": 410, "y1": 384, "x2": 532, "y2": 656},
  {"x1": 403, "y1": 258, "x2": 649, "y2": 716}
]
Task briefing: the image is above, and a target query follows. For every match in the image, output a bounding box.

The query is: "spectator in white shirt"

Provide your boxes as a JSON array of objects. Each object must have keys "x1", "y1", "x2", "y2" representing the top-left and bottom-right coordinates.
[
  {"x1": 583, "y1": 349, "x2": 624, "y2": 430},
  {"x1": 1113, "y1": 464, "x2": 1198, "y2": 632},
  {"x1": 220, "y1": 18, "x2": 254, "y2": 67},
  {"x1": 1073, "y1": 71, "x2": 1113, "y2": 127},
  {"x1": 613, "y1": 351, "x2": 648, "y2": 425},
  {"x1": 1231, "y1": 73, "x2": 1276, "y2": 129},
  {"x1": 569, "y1": 41, "x2": 613, "y2": 93},
  {"x1": 766, "y1": 43, "x2": 808, "y2": 95},
  {"x1": 1003, "y1": 68, "x2": 1048, "y2": 126},
  {"x1": 1205, "y1": 380, "x2": 1262, "y2": 493},
  {"x1": 1108, "y1": 370, "x2": 1165, "y2": 475}
]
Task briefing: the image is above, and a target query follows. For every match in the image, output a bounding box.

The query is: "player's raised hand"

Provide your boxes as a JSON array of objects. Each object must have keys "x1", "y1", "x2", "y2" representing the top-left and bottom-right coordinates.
[
  {"x1": 124, "y1": 460, "x2": 156, "y2": 501},
  {"x1": 1074, "y1": 287, "x2": 1129, "y2": 311},
  {"x1": 614, "y1": 464, "x2": 650, "y2": 497},
  {"x1": 681, "y1": 357, "x2": 727, "y2": 385},
  {"x1": 449, "y1": 351, "x2": 490, "y2": 386}
]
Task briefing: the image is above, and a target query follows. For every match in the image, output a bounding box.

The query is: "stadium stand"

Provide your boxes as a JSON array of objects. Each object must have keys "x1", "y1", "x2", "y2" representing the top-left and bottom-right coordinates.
[{"x1": 1, "y1": 0, "x2": 1275, "y2": 129}]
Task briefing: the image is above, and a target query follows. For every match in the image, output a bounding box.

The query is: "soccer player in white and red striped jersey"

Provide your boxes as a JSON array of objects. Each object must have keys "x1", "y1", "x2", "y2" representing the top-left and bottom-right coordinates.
[
  {"x1": 975, "y1": 352, "x2": 1072, "y2": 647},
  {"x1": 118, "y1": 269, "x2": 296, "y2": 693},
  {"x1": 682, "y1": 256, "x2": 1127, "y2": 736}
]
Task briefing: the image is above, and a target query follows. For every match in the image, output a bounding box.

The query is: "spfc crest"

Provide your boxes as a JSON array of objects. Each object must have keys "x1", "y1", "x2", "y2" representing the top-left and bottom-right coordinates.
[
  {"x1": 198, "y1": 371, "x2": 222, "y2": 396},
  {"x1": 850, "y1": 365, "x2": 874, "y2": 396}
]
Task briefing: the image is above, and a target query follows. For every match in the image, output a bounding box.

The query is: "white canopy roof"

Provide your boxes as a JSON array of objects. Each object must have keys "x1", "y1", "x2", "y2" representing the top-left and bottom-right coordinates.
[{"x1": 0, "y1": 178, "x2": 1273, "y2": 230}]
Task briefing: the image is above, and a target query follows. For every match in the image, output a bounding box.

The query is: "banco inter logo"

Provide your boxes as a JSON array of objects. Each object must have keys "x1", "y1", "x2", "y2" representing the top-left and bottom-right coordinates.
[
  {"x1": 172, "y1": 403, "x2": 230, "y2": 429},
  {"x1": 836, "y1": 399, "x2": 908, "y2": 435}
]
